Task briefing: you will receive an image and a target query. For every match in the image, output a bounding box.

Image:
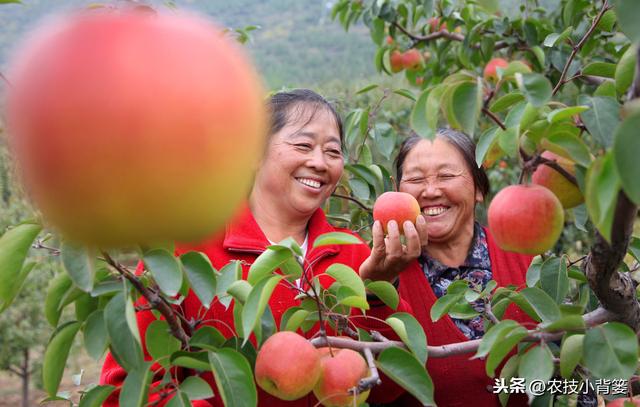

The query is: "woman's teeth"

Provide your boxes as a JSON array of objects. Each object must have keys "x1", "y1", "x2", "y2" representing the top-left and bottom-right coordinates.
[
  {"x1": 424, "y1": 207, "x2": 447, "y2": 216},
  {"x1": 297, "y1": 178, "x2": 321, "y2": 189}
]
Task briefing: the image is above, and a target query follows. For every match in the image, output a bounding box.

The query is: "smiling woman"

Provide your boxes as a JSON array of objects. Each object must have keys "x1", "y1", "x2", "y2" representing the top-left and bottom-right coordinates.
[
  {"x1": 366, "y1": 129, "x2": 534, "y2": 406},
  {"x1": 99, "y1": 89, "x2": 427, "y2": 407}
]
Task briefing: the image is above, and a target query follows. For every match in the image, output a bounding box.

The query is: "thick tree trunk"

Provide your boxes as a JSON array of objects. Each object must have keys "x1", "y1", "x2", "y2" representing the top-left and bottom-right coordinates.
[{"x1": 21, "y1": 348, "x2": 29, "y2": 407}]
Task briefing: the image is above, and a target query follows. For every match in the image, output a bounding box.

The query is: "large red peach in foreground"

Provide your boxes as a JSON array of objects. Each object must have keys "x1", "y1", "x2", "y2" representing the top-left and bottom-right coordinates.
[
  {"x1": 7, "y1": 10, "x2": 266, "y2": 246},
  {"x1": 488, "y1": 184, "x2": 564, "y2": 254},
  {"x1": 373, "y1": 191, "x2": 421, "y2": 235},
  {"x1": 255, "y1": 332, "x2": 321, "y2": 401},
  {"x1": 532, "y1": 151, "x2": 583, "y2": 209},
  {"x1": 313, "y1": 348, "x2": 370, "y2": 407}
]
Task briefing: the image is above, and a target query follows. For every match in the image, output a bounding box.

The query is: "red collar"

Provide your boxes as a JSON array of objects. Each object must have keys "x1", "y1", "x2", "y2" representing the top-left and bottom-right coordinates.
[{"x1": 222, "y1": 203, "x2": 340, "y2": 259}]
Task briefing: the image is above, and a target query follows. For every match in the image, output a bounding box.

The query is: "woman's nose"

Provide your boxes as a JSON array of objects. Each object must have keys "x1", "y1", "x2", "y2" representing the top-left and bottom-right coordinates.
[{"x1": 307, "y1": 148, "x2": 328, "y2": 171}]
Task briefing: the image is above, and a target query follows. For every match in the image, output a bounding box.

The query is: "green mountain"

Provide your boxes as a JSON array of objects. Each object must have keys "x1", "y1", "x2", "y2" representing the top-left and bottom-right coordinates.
[{"x1": 0, "y1": 0, "x2": 377, "y2": 89}]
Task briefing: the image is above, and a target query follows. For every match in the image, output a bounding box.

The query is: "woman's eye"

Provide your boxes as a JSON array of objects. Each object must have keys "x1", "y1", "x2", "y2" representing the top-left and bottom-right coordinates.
[
  {"x1": 326, "y1": 149, "x2": 342, "y2": 158},
  {"x1": 294, "y1": 143, "x2": 312, "y2": 151}
]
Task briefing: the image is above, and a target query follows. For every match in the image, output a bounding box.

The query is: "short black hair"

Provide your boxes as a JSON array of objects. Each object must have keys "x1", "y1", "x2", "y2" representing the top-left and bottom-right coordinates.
[{"x1": 266, "y1": 89, "x2": 343, "y2": 145}]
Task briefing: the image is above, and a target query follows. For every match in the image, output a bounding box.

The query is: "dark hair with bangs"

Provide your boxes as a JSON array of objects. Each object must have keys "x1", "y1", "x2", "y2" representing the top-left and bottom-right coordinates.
[{"x1": 266, "y1": 89, "x2": 343, "y2": 146}]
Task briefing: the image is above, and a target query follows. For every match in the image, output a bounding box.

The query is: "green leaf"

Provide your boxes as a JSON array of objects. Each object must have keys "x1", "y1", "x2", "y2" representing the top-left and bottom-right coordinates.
[
  {"x1": 496, "y1": 127, "x2": 519, "y2": 158},
  {"x1": 0, "y1": 222, "x2": 41, "y2": 311},
  {"x1": 166, "y1": 392, "x2": 191, "y2": 407},
  {"x1": 312, "y1": 232, "x2": 362, "y2": 248},
  {"x1": 499, "y1": 355, "x2": 520, "y2": 406},
  {"x1": 540, "y1": 315, "x2": 585, "y2": 332},
  {"x1": 180, "y1": 251, "x2": 216, "y2": 308},
  {"x1": 543, "y1": 26, "x2": 573, "y2": 47},
  {"x1": 171, "y1": 351, "x2": 210, "y2": 371},
  {"x1": 451, "y1": 79, "x2": 482, "y2": 136},
  {"x1": 119, "y1": 361, "x2": 153, "y2": 407},
  {"x1": 615, "y1": 45, "x2": 637, "y2": 96},
  {"x1": 542, "y1": 131, "x2": 592, "y2": 167},
  {"x1": 486, "y1": 325, "x2": 528, "y2": 377},
  {"x1": 547, "y1": 106, "x2": 589, "y2": 123},
  {"x1": 146, "y1": 320, "x2": 181, "y2": 366},
  {"x1": 84, "y1": 310, "x2": 108, "y2": 360},
  {"x1": 393, "y1": 88, "x2": 417, "y2": 101},
  {"x1": 585, "y1": 152, "x2": 620, "y2": 242},
  {"x1": 241, "y1": 275, "x2": 284, "y2": 344},
  {"x1": 376, "y1": 347, "x2": 435, "y2": 406},
  {"x1": 526, "y1": 255, "x2": 544, "y2": 287},
  {"x1": 104, "y1": 292, "x2": 143, "y2": 371},
  {"x1": 357, "y1": 84, "x2": 379, "y2": 96},
  {"x1": 45, "y1": 273, "x2": 73, "y2": 327},
  {"x1": 430, "y1": 292, "x2": 464, "y2": 322},
  {"x1": 489, "y1": 92, "x2": 525, "y2": 114},
  {"x1": 0, "y1": 1, "x2": 22, "y2": 4},
  {"x1": 208, "y1": 349, "x2": 257, "y2": 407},
  {"x1": 629, "y1": 237, "x2": 640, "y2": 263},
  {"x1": 283, "y1": 309, "x2": 310, "y2": 332},
  {"x1": 578, "y1": 95, "x2": 620, "y2": 148},
  {"x1": 474, "y1": 320, "x2": 521, "y2": 360},
  {"x1": 78, "y1": 385, "x2": 116, "y2": 407},
  {"x1": 519, "y1": 287, "x2": 561, "y2": 323},
  {"x1": 583, "y1": 322, "x2": 639, "y2": 380},
  {"x1": 227, "y1": 280, "x2": 252, "y2": 305},
  {"x1": 43, "y1": 321, "x2": 82, "y2": 396},
  {"x1": 386, "y1": 312, "x2": 428, "y2": 365},
  {"x1": 180, "y1": 376, "x2": 214, "y2": 400},
  {"x1": 614, "y1": 113, "x2": 640, "y2": 205},
  {"x1": 518, "y1": 344, "x2": 554, "y2": 395},
  {"x1": 143, "y1": 249, "x2": 182, "y2": 297},
  {"x1": 539, "y1": 257, "x2": 569, "y2": 304},
  {"x1": 247, "y1": 247, "x2": 293, "y2": 285},
  {"x1": 516, "y1": 73, "x2": 552, "y2": 107},
  {"x1": 326, "y1": 263, "x2": 366, "y2": 298},
  {"x1": 410, "y1": 88, "x2": 434, "y2": 139},
  {"x1": 611, "y1": 0, "x2": 640, "y2": 42},
  {"x1": 217, "y1": 261, "x2": 242, "y2": 309},
  {"x1": 531, "y1": 46, "x2": 545, "y2": 67},
  {"x1": 582, "y1": 62, "x2": 616, "y2": 78},
  {"x1": 61, "y1": 241, "x2": 95, "y2": 292},
  {"x1": 365, "y1": 280, "x2": 399, "y2": 310},
  {"x1": 475, "y1": 127, "x2": 499, "y2": 167},
  {"x1": 560, "y1": 334, "x2": 584, "y2": 378},
  {"x1": 336, "y1": 285, "x2": 370, "y2": 310}
]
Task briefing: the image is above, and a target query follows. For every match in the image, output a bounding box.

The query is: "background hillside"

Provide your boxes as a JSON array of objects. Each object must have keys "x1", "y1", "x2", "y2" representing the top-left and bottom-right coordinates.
[
  {"x1": 0, "y1": 0, "x2": 378, "y2": 89},
  {"x1": 0, "y1": 0, "x2": 559, "y2": 90}
]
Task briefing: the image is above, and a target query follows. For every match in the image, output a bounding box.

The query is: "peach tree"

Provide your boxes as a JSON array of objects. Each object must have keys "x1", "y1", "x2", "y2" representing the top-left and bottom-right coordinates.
[{"x1": 0, "y1": 0, "x2": 639, "y2": 406}]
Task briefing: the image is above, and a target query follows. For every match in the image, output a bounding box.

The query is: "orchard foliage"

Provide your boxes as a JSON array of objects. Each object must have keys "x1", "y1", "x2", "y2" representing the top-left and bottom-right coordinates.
[{"x1": 0, "y1": 1, "x2": 639, "y2": 407}]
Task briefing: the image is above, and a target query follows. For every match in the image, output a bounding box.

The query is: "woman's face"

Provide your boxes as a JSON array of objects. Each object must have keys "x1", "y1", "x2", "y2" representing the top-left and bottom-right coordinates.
[
  {"x1": 399, "y1": 138, "x2": 482, "y2": 243},
  {"x1": 254, "y1": 105, "x2": 343, "y2": 218}
]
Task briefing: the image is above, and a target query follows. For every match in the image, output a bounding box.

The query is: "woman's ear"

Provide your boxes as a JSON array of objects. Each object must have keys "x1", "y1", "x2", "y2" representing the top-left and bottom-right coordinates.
[{"x1": 475, "y1": 189, "x2": 484, "y2": 203}]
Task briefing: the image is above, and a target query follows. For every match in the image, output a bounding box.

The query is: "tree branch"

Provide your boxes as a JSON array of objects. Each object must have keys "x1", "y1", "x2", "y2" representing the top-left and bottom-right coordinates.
[
  {"x1": 585, "y1": 193, "x2": 640, "y2": 331},
  {"x1": 356, "y1": 348, "x2": 381, "y2": 393},
  {"x1": 331, "y1": 193, "x2": 372, "y2": 213},
  {"x1": 311, "y1": 307, "x2": 613, "y2": 357},
  {"x1": 101, "y1": 251, "x2": 190, "y2": 347},
  {"x1": 482, "y1": 107, "x2": 506, "y2": 130},
  {"x1": 552, "y1": 1, "x2": 611, "y2": 95},
  {"x1": 584, "y1": 45, "x2": 640, "y2": 332},
  {"x1": 392, "y1": 21, "x2": 510, "y2": 51}
]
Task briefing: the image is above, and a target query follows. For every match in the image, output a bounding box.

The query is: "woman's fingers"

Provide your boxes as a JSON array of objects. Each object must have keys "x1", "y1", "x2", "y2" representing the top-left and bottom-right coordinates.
[
  {"x1": 416, "y1": 214, "x2": 429, "y2": 253},
  {"x1": 385, "y1": 220, "x2": 402, "y2": 257},
  {"x1": 403, "y1": 221, "x2": 421, "y2": 258}
]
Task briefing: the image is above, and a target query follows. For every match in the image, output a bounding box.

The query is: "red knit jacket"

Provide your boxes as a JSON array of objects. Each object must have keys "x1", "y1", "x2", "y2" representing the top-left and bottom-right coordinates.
[
  {"x1": 100, "y1": 205, "x2": 407, "y2": 407},
  {"x1": 393, "y1": 227, "x2": 533, "y2": 407}
]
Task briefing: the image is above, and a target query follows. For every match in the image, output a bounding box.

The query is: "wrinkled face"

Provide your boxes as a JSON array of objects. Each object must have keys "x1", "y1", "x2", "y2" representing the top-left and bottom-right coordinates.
[
  {"x1": 399, "y1": 138, "x2": 482, "y2": 243},
  {"x1": 254, "y1": 105, "x2": 343, "y2": 218}
]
